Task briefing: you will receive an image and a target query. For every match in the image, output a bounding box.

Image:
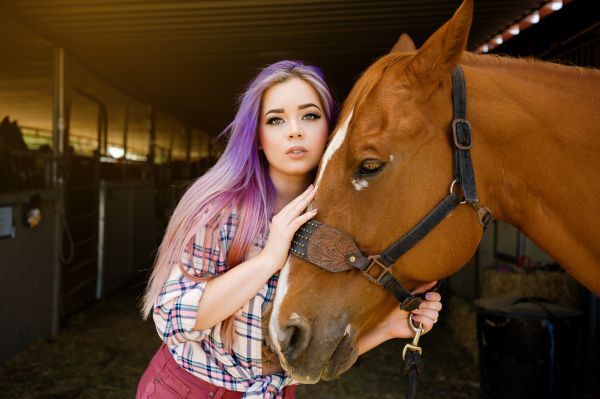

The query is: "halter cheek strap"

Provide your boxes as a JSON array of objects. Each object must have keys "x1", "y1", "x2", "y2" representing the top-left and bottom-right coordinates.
[{"x1": 289, "y1": 65, "x2": 492, "y2": 310}]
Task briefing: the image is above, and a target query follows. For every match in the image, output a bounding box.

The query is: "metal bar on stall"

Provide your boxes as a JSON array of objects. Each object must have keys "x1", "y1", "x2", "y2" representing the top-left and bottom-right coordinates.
[
  {"x1": 96, "y1": 180, "x2": 106, "y2": 299},
  {"x1": 51, "y1": 46, "x2": 66, "y2": 336},
  {"x1": 122, "y1": 98, "x2": 129, "y2": 179},
  {"x1": 52, "y1": 48, "x2": 65, "y2": 186},
  {"x1": 97, "y1": 105, "x2": 103, "y2": 156},
  {"x1": 102, "y1": 104, "x2": 108, "y2": 156},
  {"x1": 123, "y1": 99, "x2": 129, "y2": 158},
  {"x1": 147, "y1": 105, "x2": 156, "y2": 164}
]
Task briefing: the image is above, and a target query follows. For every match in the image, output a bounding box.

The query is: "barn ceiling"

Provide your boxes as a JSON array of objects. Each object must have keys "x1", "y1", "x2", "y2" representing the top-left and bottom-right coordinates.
[{"x1": 0, "y1": 0, "x2": 547, "y2": 135}]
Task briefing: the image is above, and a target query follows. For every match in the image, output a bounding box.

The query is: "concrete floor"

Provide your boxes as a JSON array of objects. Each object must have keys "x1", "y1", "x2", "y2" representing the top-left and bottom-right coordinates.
[{"x1": 0, "y1": 282, "x2": 594, "y2": 399}]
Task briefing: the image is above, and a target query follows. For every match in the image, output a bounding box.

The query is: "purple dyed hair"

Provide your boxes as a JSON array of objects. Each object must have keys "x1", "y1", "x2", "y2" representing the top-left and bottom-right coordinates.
[{"x1": 142, "y1": 60, "x2": 336, "y2": 319}]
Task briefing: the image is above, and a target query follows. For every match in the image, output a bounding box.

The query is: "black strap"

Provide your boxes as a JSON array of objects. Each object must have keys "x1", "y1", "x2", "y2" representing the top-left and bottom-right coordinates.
[
  {"x1": 402, "y1": 350, "x2": 423, "y2": 399},
  {"x1": 379, "y1": 273, "x2": 423, "y2": 311},
  {"x1": 380, "y1": 193, "x2": 458, "y2": 265},
  {"x1": 452, "y1": 66, "x2": 479, "y2": 205}
]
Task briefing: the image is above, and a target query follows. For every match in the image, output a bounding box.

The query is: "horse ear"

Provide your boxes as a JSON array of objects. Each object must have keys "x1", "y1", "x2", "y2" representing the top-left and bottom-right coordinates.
[
  {"x1": 410, "y1": 0, "x2": 473, "y2": 81},
  {"x1": 391, "y1": 33, "x2": 416, "y2": 53}
]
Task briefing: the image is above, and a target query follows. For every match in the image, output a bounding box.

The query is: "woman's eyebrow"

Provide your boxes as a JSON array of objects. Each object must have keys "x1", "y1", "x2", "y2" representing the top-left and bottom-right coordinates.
[
  {"x1": 298, "y1": 103, "x2": 320, "y2": 110},
  {"x1": 265, "y1": 108, "x2": 284, "y2": 116}
]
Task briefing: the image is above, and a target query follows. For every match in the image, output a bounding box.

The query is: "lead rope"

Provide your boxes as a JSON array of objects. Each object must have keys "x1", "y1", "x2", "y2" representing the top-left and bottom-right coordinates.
[{"x1": 402, "y1": 317, "x2": 424, "y2": 399}]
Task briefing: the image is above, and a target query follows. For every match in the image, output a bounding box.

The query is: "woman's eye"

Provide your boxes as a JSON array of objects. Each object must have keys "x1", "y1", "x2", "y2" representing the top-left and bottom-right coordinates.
[
  {"x1": 266, "y1": 117, "x2": 284, "y2": 125},
  {"x1": 302, "y1": 113, "x2": 321, "y2": 121},
  {"x1": 358, "y1": 160, "x2": 385, "y2": 176}
]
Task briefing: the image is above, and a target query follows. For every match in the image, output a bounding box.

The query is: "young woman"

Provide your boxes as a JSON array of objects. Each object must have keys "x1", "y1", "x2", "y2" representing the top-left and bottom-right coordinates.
[{"x1": 138, "y1": 60, "x2": 442, "y2": 399}]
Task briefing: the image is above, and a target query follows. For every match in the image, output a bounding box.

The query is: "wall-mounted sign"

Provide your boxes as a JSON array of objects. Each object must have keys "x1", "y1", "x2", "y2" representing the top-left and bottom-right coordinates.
[{"x1": 0, "y1": 206, "x2": 15, "y2": 239}]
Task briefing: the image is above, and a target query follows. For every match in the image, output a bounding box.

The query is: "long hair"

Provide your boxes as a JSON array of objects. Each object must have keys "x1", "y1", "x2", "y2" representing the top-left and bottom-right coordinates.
[{"x1": 142, "y1": 60, "x2": 336, "y2": 350}]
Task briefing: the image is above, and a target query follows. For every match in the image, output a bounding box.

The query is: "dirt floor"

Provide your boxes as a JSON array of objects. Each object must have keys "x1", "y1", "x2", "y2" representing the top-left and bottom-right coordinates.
[{"x1": 0, "y1": 282, "x2": 595, "y2": 399}]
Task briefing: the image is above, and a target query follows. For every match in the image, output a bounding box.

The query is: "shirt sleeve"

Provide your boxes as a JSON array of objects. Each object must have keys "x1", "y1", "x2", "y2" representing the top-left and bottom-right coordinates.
[{"x1": 153, "y1": 213, "x2": 235, "y2": 346}]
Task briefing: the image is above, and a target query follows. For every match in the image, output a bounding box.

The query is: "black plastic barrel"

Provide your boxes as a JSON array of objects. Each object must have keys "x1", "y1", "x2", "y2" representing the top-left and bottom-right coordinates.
[{"x1": 476, "y1": 296, "x2": 582, "y2": 399}]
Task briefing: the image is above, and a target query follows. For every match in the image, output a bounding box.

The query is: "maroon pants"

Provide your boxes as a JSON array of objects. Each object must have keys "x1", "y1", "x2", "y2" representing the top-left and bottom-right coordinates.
[{"x1": 137, "y1": 344, "x2": 297, "y2": 399}]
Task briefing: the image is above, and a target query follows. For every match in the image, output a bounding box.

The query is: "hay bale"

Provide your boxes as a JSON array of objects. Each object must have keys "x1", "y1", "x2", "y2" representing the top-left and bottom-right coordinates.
[
  {"x1": 481, "y1": 269, "x2": 584, "y2": 309},
  {"x1": 446, "y1": 294, "x2": 479, "y2": 362}
]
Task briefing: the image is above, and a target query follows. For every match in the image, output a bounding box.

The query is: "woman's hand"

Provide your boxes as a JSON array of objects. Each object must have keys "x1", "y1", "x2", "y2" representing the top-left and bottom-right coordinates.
[
  {"x1": 379, "y1": 291, "x2": 442, "y2": 340},
  {"x1": 260, "y1": 184, "x2": 317, "y2": 272}
]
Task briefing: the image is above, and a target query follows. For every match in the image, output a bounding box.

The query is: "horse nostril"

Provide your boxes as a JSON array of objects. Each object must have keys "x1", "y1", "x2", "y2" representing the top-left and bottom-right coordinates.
[{"x1": 279, "y1": 322, "x2": 311, "y2": 362}]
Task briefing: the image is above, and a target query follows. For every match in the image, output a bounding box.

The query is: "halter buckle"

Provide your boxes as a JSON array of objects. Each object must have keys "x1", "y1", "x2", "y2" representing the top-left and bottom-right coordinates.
[
  {"x1": 452, "y1": 118, "x2": 472, "y2": 150},
  {"x1": 362, "y1": 255, "x2": 394, "y2": 285}
]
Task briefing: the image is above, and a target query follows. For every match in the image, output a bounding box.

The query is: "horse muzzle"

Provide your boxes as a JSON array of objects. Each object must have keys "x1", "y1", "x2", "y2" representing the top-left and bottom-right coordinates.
[{"x1": 274, "y1": 311, "x2": 358, "y2": 383}]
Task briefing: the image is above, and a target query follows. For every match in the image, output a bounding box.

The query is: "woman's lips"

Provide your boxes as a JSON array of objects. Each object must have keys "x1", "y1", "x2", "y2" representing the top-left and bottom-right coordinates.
[{"x1": 286, "y1": 146, "x2": 307, "y2": 159}]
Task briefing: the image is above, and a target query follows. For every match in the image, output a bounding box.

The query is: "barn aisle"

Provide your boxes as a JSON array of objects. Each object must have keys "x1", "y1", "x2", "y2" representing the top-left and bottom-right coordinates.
[{"x1": 0, "y1": 282, "x2": 480, "y2": 399}]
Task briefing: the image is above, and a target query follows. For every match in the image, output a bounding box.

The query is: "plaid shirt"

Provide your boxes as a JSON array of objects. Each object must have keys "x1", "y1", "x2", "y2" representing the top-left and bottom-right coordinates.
[{"x1": 153, "y1": 210, "x2": 295, "y2": 398}]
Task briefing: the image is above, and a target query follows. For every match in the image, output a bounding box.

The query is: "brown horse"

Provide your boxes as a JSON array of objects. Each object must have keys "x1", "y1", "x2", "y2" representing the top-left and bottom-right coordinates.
[{"x1": 268, "y1": 0, "x2": 600, "y2": 383}]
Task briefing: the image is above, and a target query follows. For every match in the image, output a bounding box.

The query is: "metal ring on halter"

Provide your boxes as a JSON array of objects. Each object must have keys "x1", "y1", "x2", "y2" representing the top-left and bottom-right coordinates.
[{"x1": 449, "y1": 179, "x2": 468, "y2": 205}]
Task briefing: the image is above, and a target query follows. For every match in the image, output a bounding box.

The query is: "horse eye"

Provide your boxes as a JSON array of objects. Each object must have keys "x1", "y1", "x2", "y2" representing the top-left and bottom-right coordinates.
[{"x1": 358, "y1": 159, "x2": 385, "y2": 176}]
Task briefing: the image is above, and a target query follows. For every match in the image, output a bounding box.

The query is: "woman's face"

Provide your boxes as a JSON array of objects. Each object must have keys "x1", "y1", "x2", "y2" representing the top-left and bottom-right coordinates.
[{"x1": 258, "y1": 77, "x2": 329, "y2": 182}]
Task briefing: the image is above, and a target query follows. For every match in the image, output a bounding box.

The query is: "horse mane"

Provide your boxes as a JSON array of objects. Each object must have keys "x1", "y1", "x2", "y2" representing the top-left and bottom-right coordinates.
[
  {"x1": 461, "y1": 52, "x2": 600, "y2": 84},
  {"x1": 330, "y1": 49, "x2": 599, "y2": 146}
]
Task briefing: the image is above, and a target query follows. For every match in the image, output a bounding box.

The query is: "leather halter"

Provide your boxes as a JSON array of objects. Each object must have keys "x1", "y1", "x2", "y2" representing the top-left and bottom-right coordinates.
[{"x1": 289, "y1": 65, "x2": 492, "y2": 311}]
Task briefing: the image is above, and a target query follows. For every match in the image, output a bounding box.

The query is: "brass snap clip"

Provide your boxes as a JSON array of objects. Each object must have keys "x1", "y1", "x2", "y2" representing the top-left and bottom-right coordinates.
[{"x1": 402, "y1": 316, "x2": 424, "y2": 360}]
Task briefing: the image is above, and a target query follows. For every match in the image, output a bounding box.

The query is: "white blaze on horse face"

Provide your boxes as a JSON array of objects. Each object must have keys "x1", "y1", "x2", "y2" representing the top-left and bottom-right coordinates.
[
  {"x1": 314, "y1": 110, "x2": 354, "y2": 192},
  {"x1": 269, "y1": 257, "x2": 291, "y2": 356}
]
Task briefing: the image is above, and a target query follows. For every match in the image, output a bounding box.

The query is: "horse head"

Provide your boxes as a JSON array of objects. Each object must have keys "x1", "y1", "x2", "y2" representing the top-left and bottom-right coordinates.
[{"x1": 269, "y1": 0, "x2": 484, "y2": 383}]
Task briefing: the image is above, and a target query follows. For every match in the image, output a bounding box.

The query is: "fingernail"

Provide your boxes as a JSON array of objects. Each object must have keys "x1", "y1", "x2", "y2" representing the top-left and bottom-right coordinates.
[
  {"x1": 311, "y1": 208, "x2": 318, "y2": 213},
  {"x1": 425, "y1": 293, "x2": 432, "y2": 300},
  {"x1": 308, "y1": 184, "x2": 314, "y2": 190}
]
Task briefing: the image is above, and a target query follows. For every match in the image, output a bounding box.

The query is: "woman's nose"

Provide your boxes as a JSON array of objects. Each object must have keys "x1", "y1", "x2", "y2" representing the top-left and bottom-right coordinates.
[{"x1": 288, "y1": 123, "x2": 304, "y2": 139}]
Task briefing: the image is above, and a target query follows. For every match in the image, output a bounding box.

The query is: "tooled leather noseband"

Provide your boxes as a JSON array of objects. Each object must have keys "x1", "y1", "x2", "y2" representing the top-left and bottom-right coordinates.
[{"x1": 289, "y1": 65, "x2": 492, "y2": 311}]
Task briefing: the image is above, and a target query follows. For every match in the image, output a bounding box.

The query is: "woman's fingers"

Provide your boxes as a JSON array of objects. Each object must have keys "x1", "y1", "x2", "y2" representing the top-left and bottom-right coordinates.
[
  {"x1": 277, "y1": 185, "x2": 316, "y2": 220},
  {"x1": 411, "y1": 292, "x2": 442, "y2": 334},
  {"x1": 287, "y1": 189, "x2": 316, "y2": 221},
  {"x1": 411, "y1": 314, "x2": 436, "y2": 333},
  {"x1": 291, "y1": 208, "x2": 318, "y2": 229},
  {"x1": 418, "y1": 299, "x2": 442, "y2": 312},
  {"x1": 412, "y1": 308, "x2": 439, "y2": 321}
]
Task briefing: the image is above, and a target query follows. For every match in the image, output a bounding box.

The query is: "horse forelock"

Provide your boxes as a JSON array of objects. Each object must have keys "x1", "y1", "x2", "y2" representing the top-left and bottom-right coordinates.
[{"x1": 342, "y1": 53, "x2": 412, "y2": 117}]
